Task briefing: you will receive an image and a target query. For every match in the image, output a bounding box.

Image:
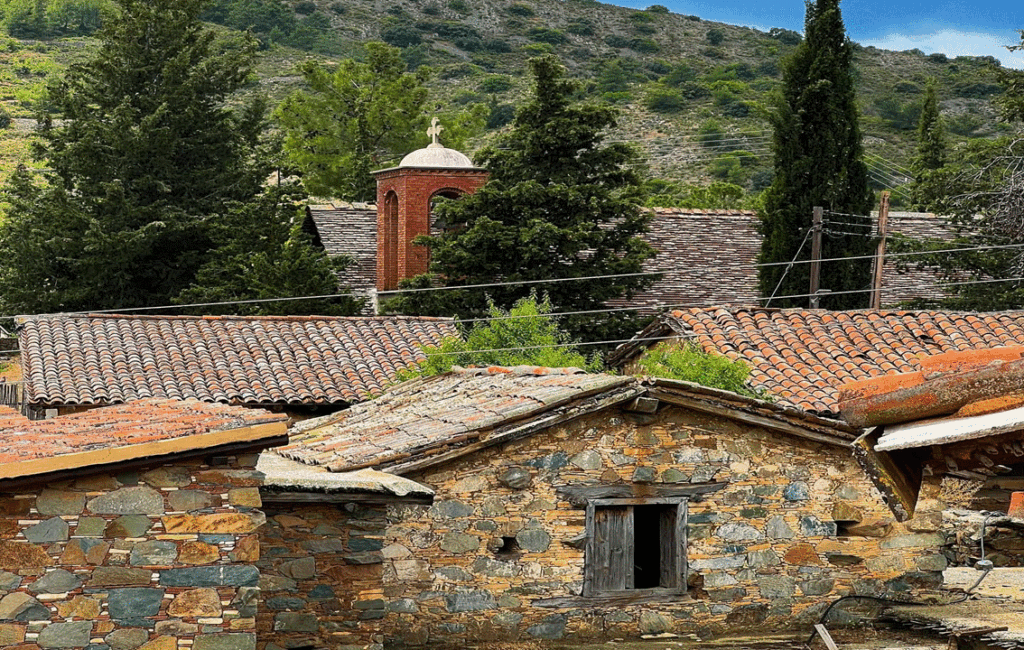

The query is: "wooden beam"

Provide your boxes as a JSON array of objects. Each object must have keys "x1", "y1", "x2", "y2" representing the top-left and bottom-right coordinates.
[
  {"x1": 556, "y1": 483, "x2": 727, "y2": 508},
  {"x1": 533, "y1": 590, "x2": 690, "y2": 608},
  {"x1": 260, "y1": 490, "x2": 432, "y2": 505},
  {"x1": 0, "y1": 433, "x2": 289, "y2": 492},
  {"x1": 852, "y1": 429, "x2": 922, "y2": 522},
  {"x1": 814, "y1": 624, "x2": 840, "y2": 650},
  {"x1": 650, "y1": 389, "x2": 851, "y2": 448}
]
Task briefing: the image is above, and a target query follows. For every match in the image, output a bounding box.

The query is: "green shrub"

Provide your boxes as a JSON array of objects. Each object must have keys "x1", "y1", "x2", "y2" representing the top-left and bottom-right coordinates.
[
  {"x1": 481, "y1": 38, "x2": 512, "y2": 53},
  {"x1": 952, "y1": 82, "x2": 1002, "y2": 98},
  {"x1": 644, "y1": 85, "x2": 683, "y2": 112},
  {"x1": 634, "y1": 342, "x2": 757, "y2": 397},
  {"x1": 400, "y1": 294, "x2": 601, "y2": 379},
  {"x1": 632, "y1": 22, "x2": 655, "y2": 35},
  {"x1": 604, "y1": 34, "x2": 629, "y2": 48},
  {"x1": 293, "y1": 1, "x2": 316, "y2": 15},
  {"x1": 507, "y1": 2, "x2": 534, "y2": 17},
  {"x1": 927, "y1": 52, "x2": 948, "y2": 64},
  {"x1": 629, "y1": 11, "x2": 655, "y2": 24},
  {"x1": 381, "y1": 23, "x2": 422, "y2": 48},
  {"x1": 646, "y1": 59, "x2": 671, "y2": 75},
  {"x1": 628, "y1": 37, "x2": 659, "y2": 53},
  {"x1": 480, "y1": 75, "x2": 513, "y2": 93},
  {"x1": 645, "y1": 4, "x2": 669, "y2": 13},
  {"x1": 422, "y1": 2, "x2": 440, "y2": 15},
  {"x1": 328, "y1": 2, "x2": 346, "y2": 13},
  {"x1": 0, "y1": 106, "x2": 11, "y2": 129},
  {"x1": 566, "y1": 19, "x2": 594, "y2": 36},
  {"x1": 705, "y1": 28, "x2": 724, "y2": 45},
  {"x1": 447, "y1": 0, "x2": 470, "y2": 13},
  {"x1": 522, "y1": 42, "x2": 554, "y2": 55},
  {"x1": 528, "y1": 27, "x2": 569, "y2": 45}
]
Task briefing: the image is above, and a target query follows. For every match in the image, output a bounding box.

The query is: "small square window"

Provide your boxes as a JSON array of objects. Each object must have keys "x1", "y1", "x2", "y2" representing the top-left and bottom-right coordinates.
[{"x1": 584, "y1": 497, "x2": 687, "y2": 597}]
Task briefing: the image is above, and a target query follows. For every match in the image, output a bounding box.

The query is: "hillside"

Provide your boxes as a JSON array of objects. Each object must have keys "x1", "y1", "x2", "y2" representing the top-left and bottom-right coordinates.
[{"x1": 0, "y1": 0, "x2": 1013, "y2": 207}]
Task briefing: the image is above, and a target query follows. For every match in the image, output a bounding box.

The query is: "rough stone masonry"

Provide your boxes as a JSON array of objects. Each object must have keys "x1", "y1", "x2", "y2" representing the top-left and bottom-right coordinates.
[{"x1": 0, "y1": 454, "x2": 265, "y2": 650}]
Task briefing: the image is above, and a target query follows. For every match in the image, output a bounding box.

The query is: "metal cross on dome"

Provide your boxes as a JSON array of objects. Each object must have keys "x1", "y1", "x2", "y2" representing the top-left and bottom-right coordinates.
[{"x1": 427, "y1": 117, "x2": 444, "y2": 146}]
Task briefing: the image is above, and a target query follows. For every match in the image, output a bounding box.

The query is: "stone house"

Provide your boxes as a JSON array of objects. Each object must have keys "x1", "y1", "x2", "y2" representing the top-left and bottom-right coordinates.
[
  {"x1": 0, "y1": 398, "x2": 288, "y2": 650},
  {"x1": 14, "y1": 313, "x2": 457, "y2": 418},
  {"x1": 261, "y1": 366, "x2": 947, "y2": 647}
]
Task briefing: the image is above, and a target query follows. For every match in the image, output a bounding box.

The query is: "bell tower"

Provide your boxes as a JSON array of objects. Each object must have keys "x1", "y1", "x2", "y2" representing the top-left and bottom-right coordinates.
[{"x1": 372, "y1": 119, "x2": 488, "y2": 292}]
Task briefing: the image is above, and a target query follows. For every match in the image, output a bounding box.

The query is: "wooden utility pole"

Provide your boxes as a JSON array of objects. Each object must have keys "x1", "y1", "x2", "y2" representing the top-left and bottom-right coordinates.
[
  {"x1": 809, "y1": 206, "x2": 823, "y2": 309},
  {"x1": 870, "y1": 191, "x2": 891, "y2": 309}
]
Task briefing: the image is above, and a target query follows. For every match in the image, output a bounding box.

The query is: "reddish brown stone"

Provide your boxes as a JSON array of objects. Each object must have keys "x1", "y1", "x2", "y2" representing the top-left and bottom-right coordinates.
[
  {"x1": 0, "y1": 520, "x2": 19, "y2": 539},
  {"x1": 783, "y1": 543, "x2": 822, "y2": 565},
  {"x1": 0, "y1": 623, "x2": 26, "y2": 646},
  {"x1": 0, "y1": 498, "x2": 31, "y2": 516},
  {"x1": 56, "y1": 596, "x2": 101, "y2": 619},
  {"x1": 0, "y1": 541, "x2": 52, "y2": 571},
  {"x1": 163, "y1": 512, "x2": 265, "y2": 534},
  {"x1": 167, "y1": 588, "x2": 221, "y2": 617},
  {"x1": 230, "y1": 535, "x2": 259, "y2": 562},
  {"x1": 179, "y1": 541, "x2": 220, "y2": 565}
]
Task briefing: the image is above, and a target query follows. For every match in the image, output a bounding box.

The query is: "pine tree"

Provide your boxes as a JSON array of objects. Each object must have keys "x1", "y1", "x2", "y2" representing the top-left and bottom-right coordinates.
[
  {"x1": 0, "y1": 0, "x2": 268, "y2": 314},
  {"x1": 386, "y1": 56, "x2": 656, "y2": 343},
  {"x1": 756, "y1": 0, "x2": 875, "y2": 309}
]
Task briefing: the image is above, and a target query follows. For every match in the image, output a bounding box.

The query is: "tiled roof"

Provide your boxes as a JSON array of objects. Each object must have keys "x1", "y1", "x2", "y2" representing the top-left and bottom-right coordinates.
[
  {"x1": 613, "y1": 307, "x2": 1024, "y2": 418},
  {"x1": 277, "y1": 366, "x2": 638, "y2": 473},
  {"x1": 305, "y1": 204, "x2": 956, "y2": 308},
  {"x1": 19, "y1": 314, "x2": 459, "y2": 408},
  {"x1": 609, "y1": 209, "x2": 762, "y2": 310},
  {"x1": 304, "y1": 203, "x2": 378, "y2": 289},
  {"x1": 0, "y1": 398, "x2": 286, "y2": 480}
]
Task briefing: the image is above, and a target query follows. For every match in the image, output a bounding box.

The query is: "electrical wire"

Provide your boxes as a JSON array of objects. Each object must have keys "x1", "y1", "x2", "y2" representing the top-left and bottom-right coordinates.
[
  {"x1": 8, "y1": 242, "x2": 1024, "y2": 322},
  {"x1": 764, "y1": 227, "x2": 812, "y2": 308}
]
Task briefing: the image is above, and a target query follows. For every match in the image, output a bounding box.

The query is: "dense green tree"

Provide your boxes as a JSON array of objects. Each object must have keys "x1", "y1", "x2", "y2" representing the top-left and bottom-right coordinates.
[
  {"x1": 910, "y1": 78, "x2": 946, "y2": 208},
  {"x1": 894, "y1": 32, "x2": 1024, "y2": 310},
  {"x1": 176, "y1": 185, "x2": 364, "y2": 316},
  {"x1": 757, "y1": 0, "x2": 875, "y2": 309},
  {"x1": 274, "y1": 42, "x2": 431, "y2": 202},
  {"x1": 386, "y1": 56, "x2": 656, "y2": 344},
  {"x1": 0, "y1": 0, "x2": 269, "y2": 314}
]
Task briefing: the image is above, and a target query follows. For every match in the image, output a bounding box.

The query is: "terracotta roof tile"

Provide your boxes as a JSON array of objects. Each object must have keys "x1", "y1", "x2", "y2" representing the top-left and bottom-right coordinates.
[
  {"x1": 278, "y1": 366, "x2": 634, "y2": 472},
  {"x1": 19, "y1": 314, "x2": 459, "y2": 408},
  {"x1": 614, "y1": 307, "x2": 1024, "y2": 417},
  {"x1": 0, "y1": 399, "x2": 286, "y2": 475}
]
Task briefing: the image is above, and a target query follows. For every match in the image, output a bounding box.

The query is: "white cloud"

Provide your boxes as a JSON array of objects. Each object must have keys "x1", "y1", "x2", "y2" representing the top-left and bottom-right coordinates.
[{"x1": 861, "y1": 29, "x2": 1024, "y2": 69}]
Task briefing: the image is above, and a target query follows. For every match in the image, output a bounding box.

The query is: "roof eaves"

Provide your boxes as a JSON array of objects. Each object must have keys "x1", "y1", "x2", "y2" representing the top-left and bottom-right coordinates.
[
  {"x1": 0, "y1": 418, "x2": 288, "y2": 483},
  {"x1": 647, "y1": 377, "x2": 857, "y2": 447}
]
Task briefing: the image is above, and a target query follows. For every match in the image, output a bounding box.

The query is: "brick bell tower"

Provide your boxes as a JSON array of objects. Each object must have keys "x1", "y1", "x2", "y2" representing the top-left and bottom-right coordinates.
[{"x1": 372, "y1": 118, "x2": 489, "y2": 291}]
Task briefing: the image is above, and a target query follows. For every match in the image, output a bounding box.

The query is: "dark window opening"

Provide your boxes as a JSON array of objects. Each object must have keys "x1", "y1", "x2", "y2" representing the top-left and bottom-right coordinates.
[
  {"x1": 585, "y1": 498, "x2": 687, "y2": 596},
  {"x1": 634, "y1": 506, "x2": 663, "y2": 588}
]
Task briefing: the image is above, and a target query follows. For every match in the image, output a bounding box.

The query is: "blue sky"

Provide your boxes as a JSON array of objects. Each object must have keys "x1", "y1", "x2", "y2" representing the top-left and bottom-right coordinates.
[{"x1": 608, "y1": 0, "x2": 1024, "y2": 69}]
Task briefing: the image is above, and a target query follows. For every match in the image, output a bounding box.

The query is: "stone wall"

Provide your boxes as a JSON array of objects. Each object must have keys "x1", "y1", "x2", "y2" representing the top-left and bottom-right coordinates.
[
  {"x1": 257, "y1": 503, "x2": 386, "y2": 650},
  {"x1": 0, "y1": 454, "x2": 265, "y2": 650},
  {"x1": 377, "y1": 405, "x2": 947, "y2": 645}
]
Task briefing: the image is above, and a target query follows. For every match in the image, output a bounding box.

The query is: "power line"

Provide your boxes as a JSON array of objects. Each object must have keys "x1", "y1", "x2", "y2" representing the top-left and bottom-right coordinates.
[
  {"x1": 764, "y1": 227, "x2": 813, "y2": 308},
  {"x1": 9, "y1": 241, "x2": 1024, "y2": 321}
]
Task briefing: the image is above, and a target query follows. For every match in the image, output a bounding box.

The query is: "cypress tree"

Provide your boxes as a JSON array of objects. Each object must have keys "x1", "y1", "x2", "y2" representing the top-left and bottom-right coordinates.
[
  {"x1": 757, "y1": 0, "x2": 875, "y2": 309},
  {"x1": 911, "y1": 78, "x2": 946, "y2": 209}
]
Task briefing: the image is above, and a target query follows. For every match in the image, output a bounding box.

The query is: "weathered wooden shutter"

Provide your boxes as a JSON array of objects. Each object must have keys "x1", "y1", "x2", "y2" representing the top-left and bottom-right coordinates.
[
  {"x1": 590, "y1": 505, "x2": 633, "y2": 593},
  {"x1": 659, "y1": 506, "x2": 677, "y2": 588}
]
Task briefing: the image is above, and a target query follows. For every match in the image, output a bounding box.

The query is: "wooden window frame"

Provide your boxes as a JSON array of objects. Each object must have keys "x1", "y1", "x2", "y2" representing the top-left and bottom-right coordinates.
[{"x1": 583, "y1": 496, "x2": 688, "y2": 598}]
